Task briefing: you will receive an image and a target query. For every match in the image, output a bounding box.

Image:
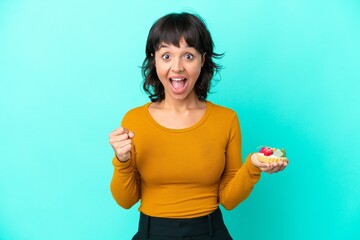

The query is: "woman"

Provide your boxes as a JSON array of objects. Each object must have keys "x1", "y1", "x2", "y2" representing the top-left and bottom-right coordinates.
[{"x1": 109, "y1": 12, "x2": 288, "y2": 239}]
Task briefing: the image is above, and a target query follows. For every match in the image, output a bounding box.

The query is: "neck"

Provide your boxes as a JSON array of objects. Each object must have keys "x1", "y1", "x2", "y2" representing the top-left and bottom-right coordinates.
[{"x1": 159, "y1": 94, "x2": 205, "y2": 112}]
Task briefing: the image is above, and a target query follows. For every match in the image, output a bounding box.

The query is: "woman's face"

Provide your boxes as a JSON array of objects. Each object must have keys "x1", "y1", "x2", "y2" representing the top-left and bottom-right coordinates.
[{"x1": 154, "y1": 37, "x2": 205, "y2": 102}]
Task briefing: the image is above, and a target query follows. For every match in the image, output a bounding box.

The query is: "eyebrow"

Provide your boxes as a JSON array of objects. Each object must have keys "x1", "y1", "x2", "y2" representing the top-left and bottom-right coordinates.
[
  {"x1": 158, "y1": 44, "x2": 169, "y2": 49},
  {"x1": 158, "y1": 43, "x2": 191, "y2": 49}
]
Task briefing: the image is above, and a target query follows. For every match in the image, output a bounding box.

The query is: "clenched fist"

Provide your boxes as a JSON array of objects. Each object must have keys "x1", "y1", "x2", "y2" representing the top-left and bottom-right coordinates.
[{"x1": 109, "y1": 127, "x2": 135, "y2": 162}]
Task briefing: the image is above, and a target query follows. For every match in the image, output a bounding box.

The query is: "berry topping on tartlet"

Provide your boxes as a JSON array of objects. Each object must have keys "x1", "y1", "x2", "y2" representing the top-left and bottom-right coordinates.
[{"x1": 257, "y1": 146, "x2": 288, "y2": 163}]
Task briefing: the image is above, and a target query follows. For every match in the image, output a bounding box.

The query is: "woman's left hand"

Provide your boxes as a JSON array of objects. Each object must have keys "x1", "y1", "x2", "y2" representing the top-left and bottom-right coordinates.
[{"x1": 250, "y1": 153, "x2": 288, "y2": 174}]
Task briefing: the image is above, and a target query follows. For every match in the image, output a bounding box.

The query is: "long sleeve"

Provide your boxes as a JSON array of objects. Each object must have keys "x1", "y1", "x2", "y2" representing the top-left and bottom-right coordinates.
[
  {"x1": 110, "y1": 112, "x2": 141, "y2": 209},
  {"x1": 218, "y1": 113, "x2": 262, "y2": 210},
  {"x1": 110, "y1": 154, "x2": 141, "y2": 209}
]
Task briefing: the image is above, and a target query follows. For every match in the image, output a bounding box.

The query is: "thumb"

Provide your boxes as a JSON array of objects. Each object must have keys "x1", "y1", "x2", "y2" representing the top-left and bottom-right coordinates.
[{"x1": 128, "y1": 131, "x2": 135, "y2": 139}]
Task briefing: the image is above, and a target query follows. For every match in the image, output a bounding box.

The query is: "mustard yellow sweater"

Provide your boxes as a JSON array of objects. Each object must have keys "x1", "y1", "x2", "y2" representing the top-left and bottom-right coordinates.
[{"x1": 110, "y1": 101, "x2": 261, "y2": 218}]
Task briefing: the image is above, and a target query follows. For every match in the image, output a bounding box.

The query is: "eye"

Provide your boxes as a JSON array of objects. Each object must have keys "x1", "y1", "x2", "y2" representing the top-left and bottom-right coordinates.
[
  {"x1": 184, "y1": 53, "x2": 194, "y2": 60},
  {"x1": 161, "y1": 54, "x2": 170, "y2": 60}
]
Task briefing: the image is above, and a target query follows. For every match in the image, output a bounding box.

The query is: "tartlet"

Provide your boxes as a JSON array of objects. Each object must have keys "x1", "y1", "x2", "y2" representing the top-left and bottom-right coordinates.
[{"x1": 257, "y1": 146, "x2": 288, "y2": 163}]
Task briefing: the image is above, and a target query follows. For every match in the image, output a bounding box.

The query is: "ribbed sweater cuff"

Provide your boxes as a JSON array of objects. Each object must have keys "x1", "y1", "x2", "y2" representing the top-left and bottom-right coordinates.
[{"x1": 112, "y1": 156, "x2": 132, "y2": 171}]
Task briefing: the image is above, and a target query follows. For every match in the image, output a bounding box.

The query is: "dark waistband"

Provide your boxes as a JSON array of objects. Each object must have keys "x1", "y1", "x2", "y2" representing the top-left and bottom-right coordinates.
[{"x1": 138, "y1": 208, "x2": 225, "y2": 238}]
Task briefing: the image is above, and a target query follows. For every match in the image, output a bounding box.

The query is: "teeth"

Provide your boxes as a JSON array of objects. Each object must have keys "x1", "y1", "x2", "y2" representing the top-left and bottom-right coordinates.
[{"x1": 171, "y1": 78, "x2": 185, "y2": 81}]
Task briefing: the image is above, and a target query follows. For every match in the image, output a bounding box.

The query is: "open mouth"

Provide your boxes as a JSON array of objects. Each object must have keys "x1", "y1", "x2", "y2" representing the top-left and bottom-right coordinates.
[{"x1": 169, "y1": 78, "x2": 188, "y2": 92}]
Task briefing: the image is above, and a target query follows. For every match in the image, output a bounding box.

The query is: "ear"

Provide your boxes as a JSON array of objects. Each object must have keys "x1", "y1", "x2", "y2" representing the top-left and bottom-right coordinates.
[{"x1": 201, "y1": 53, "x2": 206, "y2": 67}]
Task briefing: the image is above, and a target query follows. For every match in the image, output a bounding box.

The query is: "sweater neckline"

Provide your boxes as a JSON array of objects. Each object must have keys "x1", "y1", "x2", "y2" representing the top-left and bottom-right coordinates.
[{"x1": 144, "y1": 101, "x2": 212, "y2": 133}]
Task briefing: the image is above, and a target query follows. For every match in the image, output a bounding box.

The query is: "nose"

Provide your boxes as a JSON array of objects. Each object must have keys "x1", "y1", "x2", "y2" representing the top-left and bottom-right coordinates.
[{"x1": 172, "y1": 57, "x2": 184, "y2": 72}]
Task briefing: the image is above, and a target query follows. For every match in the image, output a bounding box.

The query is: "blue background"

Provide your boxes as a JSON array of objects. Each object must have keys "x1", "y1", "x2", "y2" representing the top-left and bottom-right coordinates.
[{"x1": 1, "y1": 0, "x2": 359, "y2": 239}]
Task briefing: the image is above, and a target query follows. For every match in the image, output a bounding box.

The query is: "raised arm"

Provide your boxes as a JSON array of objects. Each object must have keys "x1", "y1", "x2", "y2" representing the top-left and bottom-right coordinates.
[{"x1": 109, "y1": 127, "x2": 141, "y2": 209}]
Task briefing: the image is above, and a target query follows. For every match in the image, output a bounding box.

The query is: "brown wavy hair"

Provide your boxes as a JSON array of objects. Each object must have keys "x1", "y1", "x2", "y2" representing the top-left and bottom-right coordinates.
[{"x1": 142, "y1": 12, "x2": 223, "y2": 102}]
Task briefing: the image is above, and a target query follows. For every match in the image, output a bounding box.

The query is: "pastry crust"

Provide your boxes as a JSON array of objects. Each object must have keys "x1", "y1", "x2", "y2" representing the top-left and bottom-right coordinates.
[{"x1": 257, "y1": 154, "x2": 288, "y2": 163}]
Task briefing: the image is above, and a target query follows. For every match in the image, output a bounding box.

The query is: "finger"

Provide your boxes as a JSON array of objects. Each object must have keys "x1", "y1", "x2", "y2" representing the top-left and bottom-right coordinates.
[
  {"x1": 116, "y1": 145, "x2": 132, "y2": 161},
  {"x1": 271, "y1": 165, "x2": 282, "y2": 173},
  {"x1": 109, "y1": 127, "x2": 129, "y2": 137},
  {"x1": 118, "y1": 144, "x2": 132, "y2": 155},
  {"x1": 266, "y1": 167, "x2": 276, "y2": 174},
  {"x1": 112, "y1": 139, "x2": 132, "y2": 149},
  {"x1": 279, "y1": 161, "x2": 288, "y2": 171},
  {"x1": 271, "y1": 161, "x2": 288, "y2": 173},
  {"x1": 274, "y1": 162, "x2": 284, "y2": 172},
  {"x1": 128, "y1": 131, "x2": 135, "y2": 139},
  {"x1": 261, "y1": 162, "x2": 278, "y2": 173},
  {"x1": 110, "y1": 133, "x2": 131, "y2": 144},
  {"x1": 270, "y1": 162, "x2": 279, "y2": 168}
]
